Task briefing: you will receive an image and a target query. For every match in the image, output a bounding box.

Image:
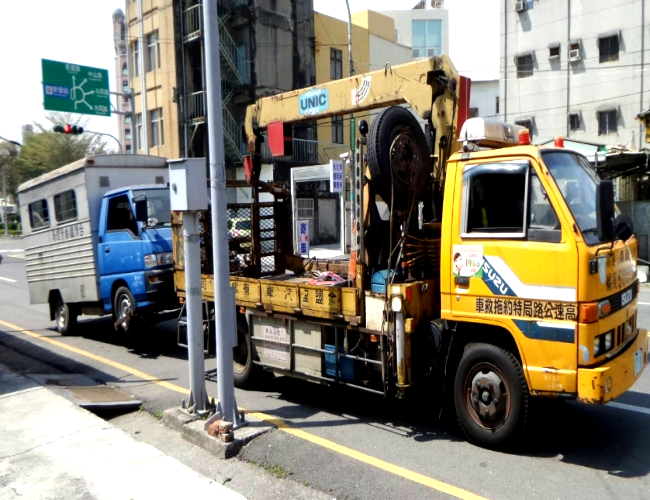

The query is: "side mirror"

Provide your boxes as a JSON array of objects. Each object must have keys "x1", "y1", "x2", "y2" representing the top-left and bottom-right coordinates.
[
  {"x1": 615, "y1": 213, "x2": 634, "y2": 241},
  {"x1": 134, "y1": 199, "x2": 148, "y2": 223},
  {"x1": 596, "y1": 180, "x2": 615, "y2": 242}
]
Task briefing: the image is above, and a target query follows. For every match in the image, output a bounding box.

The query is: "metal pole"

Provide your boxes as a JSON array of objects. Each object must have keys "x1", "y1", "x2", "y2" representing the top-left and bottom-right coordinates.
[
  {"x1": 2, "y1": 163, "x2": 7, "y2": 237},
  {"x1": 137, "y1": 0, "x2": 149, "y2": 154},
  {"x1": 184, "y1": 211, "x2": 208, "y2": 412},
  {"x1": 202, "y1": 0, "x2": 244, "y2": 427},
  {"x1": 345, "y1": 0, "x2": 353, "y2": 77},
  {"x1": 84, "y1": 130, "x2": 123, "y2": 153}
]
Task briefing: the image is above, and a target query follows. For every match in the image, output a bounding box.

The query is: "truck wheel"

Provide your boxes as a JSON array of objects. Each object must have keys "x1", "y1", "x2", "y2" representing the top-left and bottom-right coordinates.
[
  {"x1": 233, "y1": 320, "x2": 255, "y2": 388},
  {"x1": 453, "y1": 343, "x2": 528, "y2": 448},
  {"x1": 114, "y1": 286, "x2": 136, "y2": 332},
  {"x1": 366, "y1": 106, "x2": 430, "y2": 209},
  {"x1": 55, "y1": 300, "x2": 77, "y2": 336}
]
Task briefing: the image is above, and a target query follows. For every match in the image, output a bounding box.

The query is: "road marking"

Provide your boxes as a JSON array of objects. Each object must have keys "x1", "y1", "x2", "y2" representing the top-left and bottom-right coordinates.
[
  {"x1": 0, "y1": 318, "x2": 488, "y2": 500},
  {"x1": 638, "y1": 302, "x2": 650, "y2": 306},
  {"x1": 0, "y1": 276, "x2": 17, "y2": 283},
  {"x1": 608, "y1": 401, "x2": 650, "y2": 416}
]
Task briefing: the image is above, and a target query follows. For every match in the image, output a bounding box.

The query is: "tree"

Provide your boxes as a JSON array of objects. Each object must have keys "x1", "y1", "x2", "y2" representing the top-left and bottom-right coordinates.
[
  {"x1": 0, "y1": 141, "x2": 20, "y2": 205},
  {"x1": 15, "y1": 113, "x2": 109, "y2": 186}
]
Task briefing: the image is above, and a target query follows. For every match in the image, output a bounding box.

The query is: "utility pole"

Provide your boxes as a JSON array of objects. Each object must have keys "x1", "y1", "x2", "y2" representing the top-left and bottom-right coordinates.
[
  {"x1": 1, "y1": 161, "x2": 7, "y2": 237},
  {"x1": 202, "y1": 0, "x2": 244, "y2": 427},
  {"x1": 345, "y1": 0, "x2": 355, "y2": 256}
]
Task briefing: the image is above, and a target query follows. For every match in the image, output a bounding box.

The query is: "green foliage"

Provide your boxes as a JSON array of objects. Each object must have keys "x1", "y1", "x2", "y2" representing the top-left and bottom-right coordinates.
[{"x1": 14, "y1": 113, "x2": 109, "y2": 187}]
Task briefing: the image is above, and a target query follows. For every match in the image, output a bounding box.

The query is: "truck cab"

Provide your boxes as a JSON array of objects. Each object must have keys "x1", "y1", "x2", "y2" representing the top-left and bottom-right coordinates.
[{"x1": 97, "y1": 185, "x2": 175, "y2": 328}]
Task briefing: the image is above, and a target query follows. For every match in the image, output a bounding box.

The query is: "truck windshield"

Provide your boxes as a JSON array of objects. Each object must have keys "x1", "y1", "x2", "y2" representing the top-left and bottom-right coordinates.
[
  {"x1": 133, "y1": 189, "x2": 171, "y2": 228},
  {"x1": 541, "y1": 151, "x2": 600, "y2": 244}
]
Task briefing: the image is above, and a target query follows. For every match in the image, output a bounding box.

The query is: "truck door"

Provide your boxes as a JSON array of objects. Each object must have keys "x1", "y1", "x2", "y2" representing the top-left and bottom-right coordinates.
[
  {"x1": 448, "y1": 158, "x2": 579, "y2": 394},
  {"x1": 98, "y1": 193, "x2": 143, "y2": 283}
]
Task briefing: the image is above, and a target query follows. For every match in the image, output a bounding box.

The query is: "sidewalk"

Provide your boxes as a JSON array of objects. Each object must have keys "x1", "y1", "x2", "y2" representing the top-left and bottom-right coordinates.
[{"x1": 0, "y1": 362, "x2": 245, "y2": 500}]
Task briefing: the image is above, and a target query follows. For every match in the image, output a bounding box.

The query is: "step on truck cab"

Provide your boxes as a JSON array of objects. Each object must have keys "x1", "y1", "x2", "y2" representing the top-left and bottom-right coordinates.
[
  {"x1": 17, "y1": 154, "x2": 178, "y2": 335},
  {"x1": 173, "y1": 55, "x2": 648, "y2": 448}
]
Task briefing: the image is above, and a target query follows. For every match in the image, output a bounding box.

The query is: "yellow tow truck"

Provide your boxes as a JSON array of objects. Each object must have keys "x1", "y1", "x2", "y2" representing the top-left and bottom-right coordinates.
[{"x1": 173, "y1": 55, "x2": 648, "y2": 447}]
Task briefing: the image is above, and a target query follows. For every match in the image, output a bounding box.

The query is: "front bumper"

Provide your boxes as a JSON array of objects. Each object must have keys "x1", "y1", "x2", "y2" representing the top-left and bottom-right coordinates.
[{"x1": 577, "y1": 328, "x2": 648, "y2": 404}]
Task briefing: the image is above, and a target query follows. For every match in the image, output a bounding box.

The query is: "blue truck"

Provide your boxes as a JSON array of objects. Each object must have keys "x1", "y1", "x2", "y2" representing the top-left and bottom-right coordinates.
[{"x1": 17, "y1": 154, "x2": 178, "y2": 334}]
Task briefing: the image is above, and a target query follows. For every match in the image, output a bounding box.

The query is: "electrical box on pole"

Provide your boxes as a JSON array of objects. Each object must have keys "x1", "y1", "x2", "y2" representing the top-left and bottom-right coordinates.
[{"x1": 168, "y1": 158, "x2": 209, "y2": 413}]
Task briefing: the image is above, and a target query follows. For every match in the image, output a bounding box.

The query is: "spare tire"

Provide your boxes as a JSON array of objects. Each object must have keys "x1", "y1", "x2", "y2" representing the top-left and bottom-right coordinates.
[{"x1": 367, "y1": 106, "x2": 431, "y2": 209}]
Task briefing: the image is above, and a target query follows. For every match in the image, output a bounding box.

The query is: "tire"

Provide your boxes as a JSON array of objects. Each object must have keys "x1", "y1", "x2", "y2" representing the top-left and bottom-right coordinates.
[
  {"x1": 366, "y1": 106, "x2": 430, "y2": 210},
  {"x1": 113, "y1": 286, "x2": 136, "y2": 332},
  {"x1": 233, "y1": 319, "x2": 256, "y2": 388},
  {"x1": 55, "y1": 299, "x2": 77, "y2": 336},
  {"x1": 453, "y1": 343, "x2": 528, "y2": 448}
]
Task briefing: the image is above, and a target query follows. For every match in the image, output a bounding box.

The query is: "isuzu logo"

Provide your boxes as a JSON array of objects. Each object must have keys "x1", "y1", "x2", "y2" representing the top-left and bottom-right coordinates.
[{"x1": 621, "y1": 288, "x2": 633, "y2": 307}]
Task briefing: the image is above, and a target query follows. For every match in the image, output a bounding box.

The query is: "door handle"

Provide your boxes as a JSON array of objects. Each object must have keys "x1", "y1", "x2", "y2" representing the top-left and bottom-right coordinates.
[
  {"x1": 105, "y1": 246, "x2": 110, "y2": 253},
  {"x1": 454, "y1": 276, "x2": 470, "y2": 286}
]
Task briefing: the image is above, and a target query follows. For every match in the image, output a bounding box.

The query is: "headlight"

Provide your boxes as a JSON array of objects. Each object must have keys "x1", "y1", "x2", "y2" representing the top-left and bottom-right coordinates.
[
  {"x1": 144, "y1": 254, "x2": 157, "y2": 268},
  {"x1": 391, "y1": 296, "x2": 403, "y2": 312},
  {"x1": 594, "y1": 330, "x2": 615, "y2": 357},
  {"x1": 604, "y1": 332, "x2": 613, "y2": 351},
  {"x1": 157, "y1": 252, "x2": 173, "y2": 266},
  {"x1": 144, "y1": 252, "x2": 173, "y2": 268}
]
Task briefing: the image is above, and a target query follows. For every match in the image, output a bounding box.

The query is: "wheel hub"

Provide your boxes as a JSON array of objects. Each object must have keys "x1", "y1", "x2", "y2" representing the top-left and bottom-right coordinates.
[
  {"x1": 469, "y1": 369, "x2": 508, "y2": 424},
  {"x1": 389, "y1": 132, "x2": 418, "y2": 185},
  {"x1": 57, "y1": 306, "x2": 66, "y2": 329}
]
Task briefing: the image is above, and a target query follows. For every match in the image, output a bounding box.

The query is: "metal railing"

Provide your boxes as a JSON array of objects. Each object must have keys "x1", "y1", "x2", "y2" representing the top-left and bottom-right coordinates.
[
  {"x1": 260, "y1": 138, "x2": 350, "y2": 165},
  {"x1": 219, "y1": 23, "x2": 250, "y2": 85},
  {"x1": 183, "y1": 4, "x2": 202, "y2": 42},
  {"x1": 186, "y1": 91, "x2": 206, "y2": 123},
  {"x1": 223, "y1": 106, "x2": 244, "y2": 164}
]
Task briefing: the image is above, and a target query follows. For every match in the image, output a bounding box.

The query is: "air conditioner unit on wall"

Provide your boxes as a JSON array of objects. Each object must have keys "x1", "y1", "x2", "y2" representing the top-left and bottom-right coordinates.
[
  {"x1": 568, "y1": 49, "x2": 582, "y2": 62},
  {"x1": 515, "y1": 1, "x2": 527, "y2": 13}
]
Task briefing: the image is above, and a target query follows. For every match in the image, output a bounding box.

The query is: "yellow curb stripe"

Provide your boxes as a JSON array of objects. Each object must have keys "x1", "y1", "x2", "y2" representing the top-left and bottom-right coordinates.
[
  {"x1": 0, "y1": 319, "x2": 190, "y2": 396},
  {"x1": 0, "y1": 318, "x2": 488, "y2": 500}
]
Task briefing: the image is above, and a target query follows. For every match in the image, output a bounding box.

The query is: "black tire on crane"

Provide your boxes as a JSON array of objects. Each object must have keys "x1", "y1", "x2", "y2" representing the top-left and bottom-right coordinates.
[{"x1": 366, "y1": 106, "x2": 431, "y2": 210}]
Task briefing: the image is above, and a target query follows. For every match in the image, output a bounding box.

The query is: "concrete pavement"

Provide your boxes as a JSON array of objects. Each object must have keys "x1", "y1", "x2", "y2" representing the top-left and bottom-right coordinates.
[{"x1": 0, "y1": 361, "x2": 245, "y2": 500}]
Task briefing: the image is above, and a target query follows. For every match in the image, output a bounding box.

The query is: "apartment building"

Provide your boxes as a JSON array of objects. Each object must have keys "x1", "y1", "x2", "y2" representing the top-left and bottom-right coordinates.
[{"x1": 112, "y1": 9, "x2": 132, "y2": 153}]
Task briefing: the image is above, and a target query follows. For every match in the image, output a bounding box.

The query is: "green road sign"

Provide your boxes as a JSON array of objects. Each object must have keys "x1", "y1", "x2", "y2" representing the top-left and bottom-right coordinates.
[{"x1": 42, "y1": 59, "x2": 110, "y2": 117}]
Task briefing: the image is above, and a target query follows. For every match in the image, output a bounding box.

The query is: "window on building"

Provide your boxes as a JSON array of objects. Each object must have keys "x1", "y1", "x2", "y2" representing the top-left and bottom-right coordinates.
[
  {"x1": 598, "y1": 109, "x2": 617, "y2": 135},
  {"x1": 462, "y1": 162, "x2": 527, "y2": 237},
  {"x1": 147, "y1": 31, "x2": 160, "y2": 72},
  {"x1": 332, "y1": 116, "x2": 343, "y2": 144},
  {"x1": 136, "y1": 113, "x2": 143, "y2": 149},
  {"x1": 54, "y1": 190, "x2": 77, "y2": 223},
  {"x1": 107, "y1": 194, "x2": 138, "y2": 235},
  {"x1": 469, "y1": 107, "x2": 479, "y2": 118},
  {"x1": 412, "y1": 20, "x2": 442, "y2": 58},
  {"x1": 548, "y1": 44, "x2": 560, "y2": 59},
  {"x1": 330, "y1": 48, "x2": 342, "y2": 80},
  {"x1": 132, "y1": 40, "x2": 140, "y2": 76},
  {"x1": 150, "y1": 108, "x2": 164, "y2": 147},
  {"x1": 516, "y1": 53, "x2": 534, "y2": 78},
  {"x1": 122, "y1": 79, "x2": 129, "y2": 92},
  {"x1": 122, "y1": 62, "x2": 128, "y2": 76},
  {"x1": 495, "y1": 96, "x2": 500, "y2": 115},
  {"x1": 29, "y1": 199, "x2": 49, "y2": 230},
  {"x1": 125, "y1": 116, "x2": 131, "y2": 124},
  {"x1": 599, "y1": 34, "x2": 619, "y2": 63},
  {"x1": 515, "y1": 118, "x2": 534, "y2": 135},
  {"x1": 126, "y1": 145, "x2": 132, "y2": 151},
  {"x1": 569, "y1": 113, "x2": 581, "y2": 131},
  {"x1": 297, "y1": 199, "x2": 314, "y2": 219},
  {"x1": 125, "y1": 128, "x2": 132, "y2": 140}
]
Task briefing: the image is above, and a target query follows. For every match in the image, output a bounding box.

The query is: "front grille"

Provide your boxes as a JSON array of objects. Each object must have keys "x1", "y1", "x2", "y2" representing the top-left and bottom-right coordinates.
[
  {"x1": 608, "y1": 281, "x2": 638, "y2": 315},
  {"x1": 614, "y1": 312, "x2": 637, "y2": 350}
]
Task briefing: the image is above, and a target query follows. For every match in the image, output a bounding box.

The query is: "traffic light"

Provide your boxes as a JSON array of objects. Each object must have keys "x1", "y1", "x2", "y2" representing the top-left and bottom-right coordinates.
[{"x1": 53, "y1": 124, "x2": 84, "y2": 135}]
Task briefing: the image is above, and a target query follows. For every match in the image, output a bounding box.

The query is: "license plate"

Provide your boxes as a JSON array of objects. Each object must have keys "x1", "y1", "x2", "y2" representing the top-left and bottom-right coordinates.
[{"x1": 634, "y1": 348, "x2": 644, "y2": 377}]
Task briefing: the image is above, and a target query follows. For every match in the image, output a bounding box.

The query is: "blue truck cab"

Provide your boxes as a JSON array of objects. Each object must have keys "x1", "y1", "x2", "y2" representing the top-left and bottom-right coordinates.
[{"x1": 98, "y1": 185, "x2": 176, "y2": 328}]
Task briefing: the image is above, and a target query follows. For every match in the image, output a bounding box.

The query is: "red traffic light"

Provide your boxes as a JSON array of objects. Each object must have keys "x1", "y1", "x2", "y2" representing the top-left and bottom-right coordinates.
[{"x1": 54, "y1": 124, "x2": 84, "y2": 135}]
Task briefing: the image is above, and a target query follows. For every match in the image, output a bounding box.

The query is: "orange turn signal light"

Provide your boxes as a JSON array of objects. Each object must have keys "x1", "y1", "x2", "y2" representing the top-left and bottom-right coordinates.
[{"x1": 579, "y1": 302, "x2": 599, "y2": 323}]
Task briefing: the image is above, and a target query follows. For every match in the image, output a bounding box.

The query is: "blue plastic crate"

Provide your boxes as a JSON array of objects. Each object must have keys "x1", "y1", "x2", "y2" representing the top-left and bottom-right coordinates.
[{"x1": 324, "y1": 344, "x2": 354, "y2": 380}]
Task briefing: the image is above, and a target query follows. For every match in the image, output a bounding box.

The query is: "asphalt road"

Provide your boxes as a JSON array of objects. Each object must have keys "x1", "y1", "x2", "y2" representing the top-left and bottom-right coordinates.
[{"x1": 2, "y1": 236, "x2": 650, "y2": 500}]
